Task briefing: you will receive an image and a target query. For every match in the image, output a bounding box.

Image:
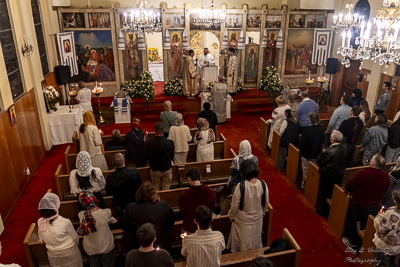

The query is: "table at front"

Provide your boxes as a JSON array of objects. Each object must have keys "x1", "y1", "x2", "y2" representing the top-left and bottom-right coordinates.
[
  {"x1": 48, "y1": 105, "x2": 84, "y2": 145},
  {"x1": 149, "y1": 62, "x2": 164, "y2": 81}
]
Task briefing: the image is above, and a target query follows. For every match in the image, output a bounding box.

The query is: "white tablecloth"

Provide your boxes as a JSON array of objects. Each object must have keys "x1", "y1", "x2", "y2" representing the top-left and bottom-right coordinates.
[
  {"x1": 110, "y1": 98, "x2": 131, "y2": 124},
  {"x1": 149, "y1": 62, "x2": 164, "y2": 81},
  {"x1": 201, "y1": 66, "x2": 218, "y2": 90},
  {"x1": 48, "y1": 105, "x2": 84, "y2": 145}
]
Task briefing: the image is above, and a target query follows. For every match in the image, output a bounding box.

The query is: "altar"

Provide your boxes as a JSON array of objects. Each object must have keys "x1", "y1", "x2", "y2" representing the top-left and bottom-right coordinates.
[
  {"x1": 48, "y1": 105, "x2": 83, "y2": 145},
  {"x1": 201, "y1": 66, "x2": 218, "y2": 90},
  {"x1": 149, "y1": 62, "x2": 164, "y2": 81}
]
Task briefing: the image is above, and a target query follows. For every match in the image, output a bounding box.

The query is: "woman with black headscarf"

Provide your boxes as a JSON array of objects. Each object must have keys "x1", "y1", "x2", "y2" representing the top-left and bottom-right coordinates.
[{"x1": 350, "y1": 88, "x2": 364, "y2": 107}]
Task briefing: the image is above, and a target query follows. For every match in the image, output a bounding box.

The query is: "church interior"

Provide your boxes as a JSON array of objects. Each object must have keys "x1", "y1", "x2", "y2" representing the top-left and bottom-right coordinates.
[{"x1": 1, "y1": 0, "x2": 399, "y2": 266}]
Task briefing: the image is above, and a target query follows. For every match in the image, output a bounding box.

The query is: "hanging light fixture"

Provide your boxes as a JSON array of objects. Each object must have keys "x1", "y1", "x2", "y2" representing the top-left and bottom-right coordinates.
[
  {"x1": 193, "y1": 0, "x2": 226, "y2": 26},
  {"x1": 335, "y1": 0, "x2": 400, "y2": 70},
  {"x1": 332, "y1": 2, "x2": 364, "y2": 32},
  {"x1": 122, "y1": 0, "x2": 162, "y2": 34}
]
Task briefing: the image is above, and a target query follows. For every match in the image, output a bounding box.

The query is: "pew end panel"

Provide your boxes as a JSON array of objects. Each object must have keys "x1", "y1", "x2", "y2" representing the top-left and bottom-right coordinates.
[
  {"x1": 55, "y1": 164, "x2": 65, "y2": 200},
  {"x1": 178, "y1": 159, "x2": 232, "y2": 186},
  {"x1": 304, "y1": 161, "x2": 320, "y2": 208},
  {"x1": 328, "y1": 184, "x2": 350, "y2": 236},
  {"x1": 320, "y1": 119, "x2": 329, "y2": 131},
  {"x1": 219, "y1": 133, "x2": 227, "y2": 159},
  {"x1": 64, "y1": 146, "x2": 72, "y2": 173},
  {"x1": 24, "y1": 223, "x2": 47, "y2": 267},
  {"x1": 286, "y1": 144, "x2": 300, "y2": 184},
  {"x1": 229, "y1": 148, "x2": 237, "y2": 158},
  {"x1": 258, "y1": 117, "x2": 269, "y2": 151},
  {"x1": 358, "y1": 215, "x2": 375, "y2": 261},
  {"x1": 270, "y1": 130, "x2": 281, "y2": 166},
  {"x1": 72, "y1": 131, "x2": 79, "y2": 153}
]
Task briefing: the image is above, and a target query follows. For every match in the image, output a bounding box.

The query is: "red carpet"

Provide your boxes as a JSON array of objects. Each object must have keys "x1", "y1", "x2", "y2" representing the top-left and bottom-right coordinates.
[{"x1": 0, "y1": 110, "x2": 359, "y2": 267}]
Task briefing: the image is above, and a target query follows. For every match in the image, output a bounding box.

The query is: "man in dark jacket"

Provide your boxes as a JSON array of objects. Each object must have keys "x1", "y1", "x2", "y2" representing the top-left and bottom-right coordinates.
[
  {"x1": 178, "y1": 168, "x2": 216, "y2": 233},
  {"x1": 385, "y1": 118, "x2": 400, "y2": 162},
  {"x1": 106, "y1": 129, "x2": 126, "y2": 151},
  {"x1": 315, "y1": 130, "x2": 348, "y2": 218},
  {"x1": 145, "y1": 122, "x2": 175, "y2": 190},
  {"x1": 106, "y1": 153, "x2": 142, "y2": 214},
  {"x1": 196, "y1": 102, "x2": 218, "y2": 136},
  {"x1": 299, "y1": 112, "x2": 325, "y2": 189},
  {"x1": 338, "y1": 106, "x2": 364, "y2": 167}
]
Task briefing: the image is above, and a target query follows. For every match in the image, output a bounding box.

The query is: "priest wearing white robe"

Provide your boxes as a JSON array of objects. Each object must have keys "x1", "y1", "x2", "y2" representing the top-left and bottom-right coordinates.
[
  {"x1": 183, "y1": 50, "x2": 199, "y2": 98},
  {"x1": 198, "y1": 48, "x2": 215, "y2": 70},
  {"x1": 226, "y1": 48, "x2": 238, "y2": 94}
]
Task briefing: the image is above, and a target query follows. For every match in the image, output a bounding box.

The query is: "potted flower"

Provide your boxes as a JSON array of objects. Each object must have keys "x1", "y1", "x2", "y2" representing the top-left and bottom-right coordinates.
[
  {"x1": 164, "y1": 79, "x2": 183, "y2": 96},
  {"x1": 43, "y1": 84, "x2": 60, "y2": 112},
  {"x1": 258, "y1": 66, "x2": 283, "y2": 102}
]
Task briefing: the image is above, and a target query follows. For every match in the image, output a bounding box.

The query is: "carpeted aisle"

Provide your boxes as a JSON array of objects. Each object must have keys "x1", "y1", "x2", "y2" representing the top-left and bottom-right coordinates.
[{"x1": 0, "y1": 111, "x2": 359, "y2": 267}]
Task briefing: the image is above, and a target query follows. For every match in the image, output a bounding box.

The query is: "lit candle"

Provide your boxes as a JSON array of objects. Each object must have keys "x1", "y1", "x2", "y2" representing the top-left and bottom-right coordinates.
[
  {"x1": 96, "y1": 81, "x2": 98, "y2": 87},
  {"x1": 308, "y1": 71, "x2": 311, "y2": 80},
  {"x1": 339, "y1": 13, "x2": 343, "y2": 22},
  {"x1": 157, "y1": 12, "x2": 160, "y2": 23},
  {"x1": 333, "y1": 15, "x2": 337, "y2": 24},
  {"x1": 347, "y1": 30, "x2": 352, "y2": 48},
  {"x1": 124, "y1": 12, "x2": 127, "y2": 23},
  {"x1": 342, "y1": 31, "x2": 346, "y2": 47}
]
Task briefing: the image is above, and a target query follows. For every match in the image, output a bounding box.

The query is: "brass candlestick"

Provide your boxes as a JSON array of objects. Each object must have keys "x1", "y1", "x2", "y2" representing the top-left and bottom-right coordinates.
[
  {"x1": 92, "y1": 82, "x2": 105, "y2": 124},
  {"x1": 304, "y1": 71, "x2": 314, "y2": 92},
  {"x1": 317, "y1": 76, "x2": 328, "y2": 109}
]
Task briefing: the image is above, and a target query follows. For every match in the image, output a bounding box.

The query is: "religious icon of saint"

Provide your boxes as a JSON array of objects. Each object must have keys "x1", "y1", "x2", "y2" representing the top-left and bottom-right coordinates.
[
  {"x1": 125, "y1": 32, "x2": 139, "y2": 80},
  {"x1": 170, "y1": 31, "x2": 183, "y2": 77}
]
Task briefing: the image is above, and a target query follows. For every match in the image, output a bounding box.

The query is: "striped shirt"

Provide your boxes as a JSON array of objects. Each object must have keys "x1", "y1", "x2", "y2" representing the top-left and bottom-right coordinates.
[{"x1": 181, "y1": 229, "x2": 225, "y2": 267}]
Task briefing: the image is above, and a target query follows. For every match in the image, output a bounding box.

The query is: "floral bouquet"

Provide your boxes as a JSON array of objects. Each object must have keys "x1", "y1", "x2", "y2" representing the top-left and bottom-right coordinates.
[
  {"x1": 205, "y1": 81, "x2": 216, "y2": 91},
  {"x1": 237, "y1": 78, "x2": 246, "y2": 93},
  {"x1": 44, "y1": 86, "x2": 60, "y2": 112},
  {"x1": 121, "y1": 71, "x2": 155, "y2": 101},
  {"x1": 258, "y1": 66, "x2": 283, "y2": 97},
  {"x1": 164, "y1": 79, "x2": 183, "y2": 96}
]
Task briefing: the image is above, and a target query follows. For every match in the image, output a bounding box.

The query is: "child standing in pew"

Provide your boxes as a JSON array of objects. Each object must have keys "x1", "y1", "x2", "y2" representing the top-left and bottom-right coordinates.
[
  {"x1": 37, "y1": 193, "x2": 83, "y2": 267},
  {"x1": 77, "y1": 190, "x2": 115, "y2": 267}
]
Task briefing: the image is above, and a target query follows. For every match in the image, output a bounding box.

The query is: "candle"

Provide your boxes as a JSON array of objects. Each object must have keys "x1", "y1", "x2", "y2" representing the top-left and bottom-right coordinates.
[
  {"x1": 124, "y1": 12, "x2": 127, "y2": 23},
  {"x1": 347, "y1": 30, "x2": 352, "y2": 48},
  {"x1": 342, "y1": 31, "x2": 346, "y2": 47},
  {"x1": 333, "y1": 15, "x2": 337, "y2": 24},
  {"x1": 96, "y1": 81, "x2": 98, "y2": 87},
  {"x1": 308, "y1": 71, "x2": 311, "y2": 80}
]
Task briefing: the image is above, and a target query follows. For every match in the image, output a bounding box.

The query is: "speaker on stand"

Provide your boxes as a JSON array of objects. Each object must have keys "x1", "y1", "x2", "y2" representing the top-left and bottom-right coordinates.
[
  {"x1": 323, "y1": 58, "x2": 338, "y2": 106},
  {"x1": 54, "y1": 65, "x2": 71, "y2": 105}
]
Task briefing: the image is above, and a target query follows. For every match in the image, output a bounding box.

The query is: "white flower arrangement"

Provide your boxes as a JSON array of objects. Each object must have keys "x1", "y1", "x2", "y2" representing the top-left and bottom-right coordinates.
[
  {"x1": 121, "y1": 72, "x2": 155, "y2": 101},
  {"x1": 44, "y1": 85, "x2": 60, "y2": 111},
  {"x1": 164, "y1": 79, "x2": 183, "y2": 96},
  {"x1": 237, "y1": 78, "x2": 246, "y2": 93},
  {"x1": 258, "y1": 66, "x2": 283, "y2": 95}
]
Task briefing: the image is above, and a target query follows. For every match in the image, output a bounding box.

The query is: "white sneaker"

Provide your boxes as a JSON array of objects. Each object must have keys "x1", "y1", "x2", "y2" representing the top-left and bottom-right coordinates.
[{"x1": 342, "y1": 237, "x2": 357, "y2": 248}]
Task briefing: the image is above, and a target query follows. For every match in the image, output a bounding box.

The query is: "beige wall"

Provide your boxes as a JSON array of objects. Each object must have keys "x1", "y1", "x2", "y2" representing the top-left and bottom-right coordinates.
[{"x1": 0, "y1": 0, "x2": 60, "y2": 150}]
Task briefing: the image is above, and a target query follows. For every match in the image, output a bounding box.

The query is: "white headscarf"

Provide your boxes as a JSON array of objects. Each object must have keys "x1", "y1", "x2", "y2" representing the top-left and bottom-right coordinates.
[
  {"x1": 76, "y1": 151, "x2": 93, "y2": 177},
  {"x1": 38, "y1": 193, "x2": 60, "y2": 241},
  {"x1": 238, "y1": 140, "x2": 254, "y2": 160}
]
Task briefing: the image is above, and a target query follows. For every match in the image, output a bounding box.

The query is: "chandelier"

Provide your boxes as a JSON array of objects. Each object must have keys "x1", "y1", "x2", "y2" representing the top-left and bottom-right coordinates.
[
  {"x1": 332, "y1": 3, "x2": 364, "y2": 32},
  {"x1": 193, "y1": 0, "x2": 226, "y2": 26},
  {"x1": 122, "y1": 0, "x2": 162, "y2": 34},
  {"x1": 335, "y1": 0, "x2": 400, "y2": 69}
]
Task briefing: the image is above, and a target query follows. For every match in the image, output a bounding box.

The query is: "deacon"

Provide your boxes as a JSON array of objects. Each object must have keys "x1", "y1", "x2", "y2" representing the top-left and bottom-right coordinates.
[
  {"x1": 183, "y1": 50, "x2": 199, "y2": 99},
  {"x1": 226, "y1": 48, "x2": 238, "y2": 95},
  {"x1": 197, "y1": 48, "x2": 215, "y2": 82}
]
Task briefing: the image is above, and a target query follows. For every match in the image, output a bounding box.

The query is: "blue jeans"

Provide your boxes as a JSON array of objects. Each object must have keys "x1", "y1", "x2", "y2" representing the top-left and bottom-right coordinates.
[
  {"x1": 277, "y1": 147, "x2": 288, "y2": 170},
  {"x1": 346, "y1": 202, "x2": 380, "y2": 247},
  {"x1": 385, "y1": 146, "x2": 400, "y2": 163}
]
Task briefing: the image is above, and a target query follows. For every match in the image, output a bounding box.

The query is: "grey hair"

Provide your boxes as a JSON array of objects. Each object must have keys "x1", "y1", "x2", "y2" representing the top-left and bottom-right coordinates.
[
  {"x1": 330, "y1": 130, "x2": 343, "y2": 143},
  {"x1": 373, "y1": 154, "x2": 386, "y2": 169},
  {"x1": 112, "y1": 153, "x2": 125, "y2": 168},
  {"x1": 111, "y1": 129, "x2": 121, "y2": 139}
]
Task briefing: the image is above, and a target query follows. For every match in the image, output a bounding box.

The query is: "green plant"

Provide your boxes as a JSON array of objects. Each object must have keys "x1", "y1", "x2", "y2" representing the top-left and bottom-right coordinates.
[
  {"x1": 163, "y1": 79, "x2": 183, "y2": 96},
  {"x1": 121, "y1": 71, "x2": 155, "y2": 101},
  {"x1": 258, "y1": 66, "x2": 283, "y2": 95}
]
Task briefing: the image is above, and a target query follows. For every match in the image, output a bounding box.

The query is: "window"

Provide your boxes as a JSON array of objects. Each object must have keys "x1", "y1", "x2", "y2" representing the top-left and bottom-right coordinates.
[
  {"x1": 31, "y1": 0, "x2": 49, "y2": 76},
  {"x1": 0, "y1": 0, "x2": 24, "y2": 100}
]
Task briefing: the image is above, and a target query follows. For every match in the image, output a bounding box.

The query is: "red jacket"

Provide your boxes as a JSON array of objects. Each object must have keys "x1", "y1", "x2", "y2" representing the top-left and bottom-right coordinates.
[
  {"x1": 179, "y1": 185, "x2": 216, "y2": 233},
  {"x1": 345, "y1": 168, "x2": 390, "y2": 208}
]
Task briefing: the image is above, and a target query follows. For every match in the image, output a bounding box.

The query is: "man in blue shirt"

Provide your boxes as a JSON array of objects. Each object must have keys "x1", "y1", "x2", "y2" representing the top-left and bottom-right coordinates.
[
  {"x1": 374, "y1": 82, "x2": 391, "y2": 115},
  {"x1": 295, "y1": 91, "x2": 318, "y2": 133},
  {"x1": 326, "y1": 95, "x2": 351, "y2": 133}
]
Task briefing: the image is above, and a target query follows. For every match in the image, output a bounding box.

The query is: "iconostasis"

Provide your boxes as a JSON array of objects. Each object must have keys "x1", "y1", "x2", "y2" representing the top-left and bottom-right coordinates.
[{"x1": 57, "y1": 4, "x2": 327, "y2": 95}]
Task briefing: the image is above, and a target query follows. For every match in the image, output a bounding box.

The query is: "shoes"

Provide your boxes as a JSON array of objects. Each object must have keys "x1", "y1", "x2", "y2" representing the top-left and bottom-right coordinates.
[
  {"x1": 342, "y1": 237, "x2": 357, "y2": 248},
  {"x1": 315, "y1": 209, "x2": 328, "y2": 219}
]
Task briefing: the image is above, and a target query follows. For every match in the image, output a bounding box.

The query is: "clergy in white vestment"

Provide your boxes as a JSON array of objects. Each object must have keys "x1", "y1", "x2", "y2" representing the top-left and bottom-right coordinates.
[
  {"x1": 76, "y1": 81, "x2": 93, "y2": 113},
  {"x1": 183, "y1": 50, "x2": 199, "y2": 98},
  {"x1": 226, "y1": 48, "x2": 238, "y2": 94},
  {"x1": 198, "y1": 48, "x2": 215, "y2": 71}
]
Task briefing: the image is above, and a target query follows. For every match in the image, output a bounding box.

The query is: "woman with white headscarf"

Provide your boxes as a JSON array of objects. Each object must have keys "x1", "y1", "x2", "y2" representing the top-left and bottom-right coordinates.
[
  {"x1": 228, "y1": 140, "x2": 258, "y2": 194},
  {"x1": 194, "y1": 118, "x2": 215, "y2": 162},
  {"x1": 37, "y1": 193, "x2": 83, "y2": 267},
  {"x1": 168, "y1": 113, "x2": 192, "y2": 164},
  {"x1": 69, "y1": 151, "x2": 106, "y2": 210}
]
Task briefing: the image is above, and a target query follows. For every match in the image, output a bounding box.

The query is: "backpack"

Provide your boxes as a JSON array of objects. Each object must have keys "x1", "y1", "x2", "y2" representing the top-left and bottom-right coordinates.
[{"x1": 239, "y1": 179, "x2": 267, "y2": 211}]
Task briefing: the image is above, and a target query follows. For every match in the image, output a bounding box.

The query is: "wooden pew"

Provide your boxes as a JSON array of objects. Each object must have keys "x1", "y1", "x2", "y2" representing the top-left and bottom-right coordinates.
[
  {"x1": 358, "y1": 215, "x2": 375, "y2": 261},
  {"x1": 320, "y1": 119, "x2": 329, "y2": 131},
  {"x1": 229, "y1": 148, "x2": 237, "y2": 158},
  {"x1": 23, "y1": 223, "x2": 125, "y2": 267},
  {"x1": 258, "y1": 117, "x2": 270, "y2": 150},
  {"x1": 270, "y1": 130, "x2": 281, "y2": 167},
  {"x1": 170, "y1": 203, "x2": 273, "y2": 248},
  {"x1": 327, "y1": 185, "x2": 350, "y2": 236},
  {"x1": 286, "y1": 143, "x2": 300, "y2": 184},
  {"x1": 65, "y1": 133, "x2": 227, "y2": 173},
  {"x1": 56, "y1": 158, "x2": 233, "y2": 201},
  {"x1": 304, "y1": 161, "x2": 320, "y2": 208},
  {"x1": 341, "y1": 162, "x2": 395, "y2": 187},
  {"x1": 72, "y1": 129, "x2": 198, "y2": 153},
  {"x1": 175, "y1": 227, "x2": 300, "y2": 267}
]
